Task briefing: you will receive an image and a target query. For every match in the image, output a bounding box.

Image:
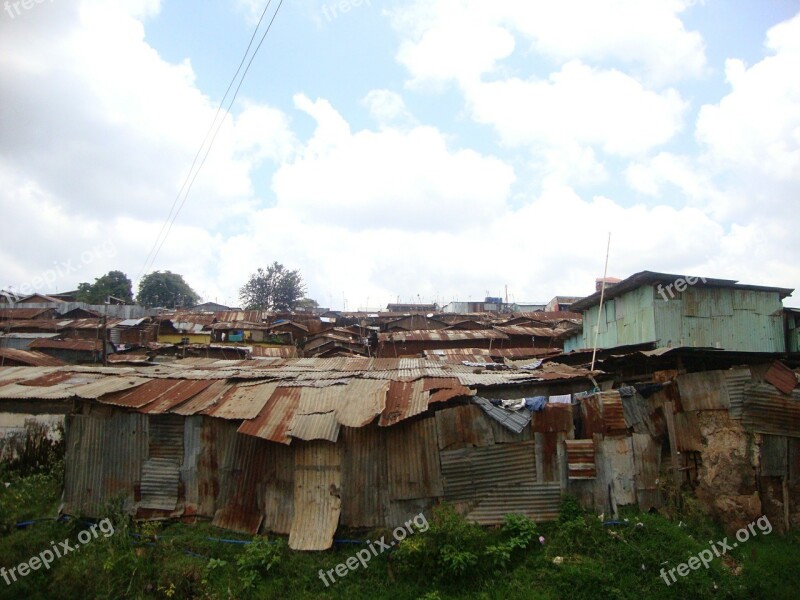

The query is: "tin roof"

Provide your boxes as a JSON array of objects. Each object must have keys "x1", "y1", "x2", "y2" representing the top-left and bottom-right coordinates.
[
  {"x1": 0, "y1": 358, "x2": 597, "y2": 442},
  {"x1": 0, "y1": 348, "x2": 66, "y2": 367},
  {"x1": 378, "y1": 329, "x2": 509, "y2": 343}
]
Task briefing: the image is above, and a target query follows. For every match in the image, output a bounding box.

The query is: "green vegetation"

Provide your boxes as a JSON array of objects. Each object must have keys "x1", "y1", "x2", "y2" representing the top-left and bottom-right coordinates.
[
  {"x1": 1, "y1": 451, "x2": 798, "y2": 600},
  {"x1": 239, "y1": 262, "x2": 306, "y2": 311},
  {"x1": 137, "y1": 271, "x2": 201, "y2": 309},
  {"x1": 76, "y1": 270, "x2": 134, "y2": 304}
]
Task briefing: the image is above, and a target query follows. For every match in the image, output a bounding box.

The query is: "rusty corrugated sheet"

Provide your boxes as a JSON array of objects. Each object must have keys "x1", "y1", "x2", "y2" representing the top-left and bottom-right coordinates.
[
  {"x1": 171, "y1": 380, "x2": 233, "y2": 415},
  {"x1": 212, "y1": 431, "x2": 269, "y2": 535},
  {"x1": 335, "y1": 379, "x2": 388, "y2": 427},
  {"x1": 764, "y1": 361, "x2": 798, "y2": 395},
  {"x1": 565, "y1": 439, "x2": 595, "y2": 479},
  {"x1": 378, "y1": 329, "x2": 509, "y2": 343},
  {"x1": 725, "y1": 367, "x2": 752, "y2": 419},
  {"x1": 387, "y1": 416, "x2": 443, "y2": 500},
  {"x1": 203, "y1": 381, "x2": 280, "y2": 420},
  {"x1": 288, "y1": 411, "x2": 340, "y2": 443},
  {"x1": 238, "y1": 387, "x2": 302, "y2": 445},
  {"x1": 742, "y1": 383, "x2": 800, "y2": 438},
  {"x1": 143, "y1": 379, "x2": 217, "y2": 414},
  {"x1": 600, "y1": 436, "x2": 637, "y2": 506},
  {"x1": 340, "y1": 425, "x2": 389, "y2": 528},
  {"x1": 99, "y1": 378, "x2": 184, "y2": 409},
  {"x1": 435, "y1": 404, "x2": 496, "y2": 450},
  {"x1": 535, "y1": 431, "x2": 564, "y2": 483},
  {"x1": 440, "y1": 440, "x2": 537, "y2": 501},
  {"x1": 632, "y1": 432, "x2": 661, "y2": 509},
  {"x1": 424, "y1": 377, "x2": 475, "y2": 405},
  {"x1": 532, "y1": 403, "x2": 573, "y2": 433},
  {"x1": 579, "y1": 394, "x2": 603, "y2": 437},
  {"x1": 379, "y1": 379, "x2": 429, "y2": 426},
  {"x1": 289, "y1": 441, "x2": 342, "y2": 551},
  {"x1": 29, "y1": 338, "x2": 104, "y2": 351},
  {"x1": 676, "y1": 370, "x2": 730, "y2": 411},
  {"x1": 0, "y1": 348, "x2": 66, "y2": 367},
  {"x1": 493, "y1": 325, "x2": 559, "y2": 337},
  {"x1": 62, "y1": 414, "x2": 105, "y2": 516},
  {"x1": 467, "y1": 483, "x2": 561, "y2": 525},
  {"x1": 601, "y1": 392, "x2": 627, "y2": 435},
  {"x1": 140, "y1": 414, "x2": 183, "y2": 511}
]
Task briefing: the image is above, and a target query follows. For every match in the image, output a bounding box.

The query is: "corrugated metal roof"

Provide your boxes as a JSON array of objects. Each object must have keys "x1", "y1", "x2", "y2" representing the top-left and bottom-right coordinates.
[
  {"x1": 378, "y1": 329, "x2": 509, "y2": 342},
  {"x1": 676, "y1": 370, "x2": 730, "y2": 411},
  {"x1": 98, "y1": 378, "x2": 185, "y2": 409},
  {"x1": 29, "y1": 338, "x2": 104, "y2": 351},
  {"x1": 288, "y1": 411, "x2": 340, "y2": 443},
  {"x1": 165, "y1": 380, "x2": 233, "y2": 415},
  {"x1": 0, "y1": 348, "x2": 66, "y2": 366},
  {"x1": 204, "y1": 381, "x2": 280, "y2": 420},
  {"x1": 741, "y1": 383, "x2": 800, "y2": 438},
  {"x1": 565, "y1": 439, "x2": 595, "y2": 479},
  {"x1": 493, "y1": 325, "x2": 559, "y2": 337},
  {"x1": 238, "y1": 386, "x2": 302, "y2": 445},
  {"x1": 473, "y1": 396, "x2": 531, "y2": 434},
  {"x1": 289, "y1": 441, "x2": 342, "y2": 551},
  {"x1": 334, "y1": 379, "x2": 388, "y2": 427},
  {"x1": 379, "y1": 379, "x2": 429, "y2": 426},
  {"x1": 144, "y1": 379, "x2": 218, "y2": 414}
]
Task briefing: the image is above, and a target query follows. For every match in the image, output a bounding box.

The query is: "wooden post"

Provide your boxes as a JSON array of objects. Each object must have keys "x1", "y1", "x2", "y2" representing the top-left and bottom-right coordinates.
[{"x1": 663, "y1": 401, "x2": 682, "y2": 508}]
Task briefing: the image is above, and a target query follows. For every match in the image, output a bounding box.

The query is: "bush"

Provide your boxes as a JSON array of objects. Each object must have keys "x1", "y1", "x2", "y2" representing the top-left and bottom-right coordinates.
[{"x1": 392, "y1": 504, "x2": 539, "y2": 586}]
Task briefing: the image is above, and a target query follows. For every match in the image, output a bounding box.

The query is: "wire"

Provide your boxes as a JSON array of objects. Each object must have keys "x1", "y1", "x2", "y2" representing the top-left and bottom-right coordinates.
[{"x1": 137, "y1": 0, "x2": 285, "y2": 281}]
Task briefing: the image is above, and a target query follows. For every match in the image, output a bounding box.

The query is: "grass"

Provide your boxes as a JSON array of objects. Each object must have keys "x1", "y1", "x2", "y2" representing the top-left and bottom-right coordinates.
[{"x1": 0, "y1": 463, "x2": 798, "y2": 599}]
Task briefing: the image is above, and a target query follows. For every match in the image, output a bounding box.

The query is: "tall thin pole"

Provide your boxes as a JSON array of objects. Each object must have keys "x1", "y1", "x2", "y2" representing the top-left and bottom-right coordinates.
[{"x1": 590, "y1": 233, "x2": 611, "y2": 372}]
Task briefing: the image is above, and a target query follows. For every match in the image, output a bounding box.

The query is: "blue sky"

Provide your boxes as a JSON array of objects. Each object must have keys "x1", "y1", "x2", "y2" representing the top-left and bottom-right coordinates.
[{"x1": 1, "y1": 0, "x2": 799, "y2": 309}]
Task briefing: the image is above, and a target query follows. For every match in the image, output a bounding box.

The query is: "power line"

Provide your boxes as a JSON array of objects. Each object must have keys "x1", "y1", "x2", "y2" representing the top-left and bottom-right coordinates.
[{"x1": 137, "y1": 0, "x2": 285, "y2": 281}]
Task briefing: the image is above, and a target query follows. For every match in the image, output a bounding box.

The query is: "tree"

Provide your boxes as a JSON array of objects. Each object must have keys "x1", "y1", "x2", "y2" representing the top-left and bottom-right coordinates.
[
  {"x1": 239, "y1": 262, "x2": 306, "y2": 311},
  {"x1": 137, "y1": 271, "x2": 201, "y2": 309},
  {"x1": 296, "y1": 297, "x2": 319, "y2": 311},
  {"x1": 76, "y1": 270, "x2": 134, "y2": 304}
]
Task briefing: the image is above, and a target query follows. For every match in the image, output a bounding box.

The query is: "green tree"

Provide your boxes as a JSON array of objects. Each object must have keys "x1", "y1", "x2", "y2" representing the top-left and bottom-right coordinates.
[
  {"x1": 137, "y1": 271, "x2": 200, "y2": 309},
  {"x1": 76, "y1": 270, "x2": 133, "y2": 304},
  {"x1": 239, "y1": 263, "x2": 306, "y2": 311},
  {"x1": 296, "y1": 297, "x2": 319, "y2": 311}
]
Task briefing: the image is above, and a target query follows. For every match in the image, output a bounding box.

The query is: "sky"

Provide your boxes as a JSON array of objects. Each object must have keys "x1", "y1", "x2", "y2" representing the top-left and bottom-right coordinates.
[{"x1": 1, "y1": 0, "x2": 799, "y2": 310}]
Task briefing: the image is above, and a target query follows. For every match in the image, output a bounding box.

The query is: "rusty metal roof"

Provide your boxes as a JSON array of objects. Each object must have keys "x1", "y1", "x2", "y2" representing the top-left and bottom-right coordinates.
[
  {"x1": 238, "y1": 386, "x2": 301, "y2": 444},
  {"x1": 0, "y1": 348, "x2": 66, "y2": 367},
  {"x1": 29, "y1": 338, "x2": 104, "y2": 352},
  {"x1": 493, "y1": 325, "x2": 559, "y2": 337},
  {"x1": 763, "y1": 361, "x2": 798, "y2": 395},
  {"x1": 378, "y1": 329, "x2": 509, "y2": 343}
]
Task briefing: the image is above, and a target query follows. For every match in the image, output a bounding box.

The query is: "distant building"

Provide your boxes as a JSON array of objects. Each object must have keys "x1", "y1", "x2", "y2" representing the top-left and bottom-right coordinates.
[
  {"x1": 385, "y1": 303, "x2": 438, "y2": 313},
  {"x1": 545, "y1": 296, "x2": 582, "y2": 312},
  {"x1": 192, "y1": 301, "x2": 240, "y2": 312},
  {"x1": 595, "y1": 277, "x2": 622, "y2": 292},
  {"x1": 565, "y1": 270, "x2": 793, "y2": 352}
]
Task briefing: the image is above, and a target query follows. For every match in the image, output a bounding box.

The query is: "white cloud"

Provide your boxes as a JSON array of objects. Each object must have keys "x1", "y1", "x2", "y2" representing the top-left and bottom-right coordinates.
[
  {"x1": 696, "y1": 12, "x2": 800, "y2": 181},
  {"x1": 271, "y1": 94, "x2": 515, "y2": 231},
  {"x1": 362, "y1": 89, "x2": 415, "y2": 127},
  {"x1": 467, "y1": 61, "x2": 687, "y2": 156},
  {"x1": 392, "y1": 0, "x2": 707, "y2": 87}
]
